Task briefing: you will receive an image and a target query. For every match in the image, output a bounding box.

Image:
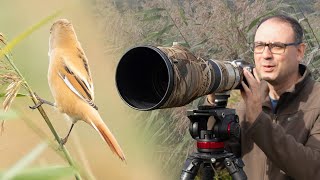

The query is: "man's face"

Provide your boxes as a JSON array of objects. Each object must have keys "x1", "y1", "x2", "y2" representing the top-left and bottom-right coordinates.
[{"x1": 254, "y1": 19, "x2": 305, "y2": 85}]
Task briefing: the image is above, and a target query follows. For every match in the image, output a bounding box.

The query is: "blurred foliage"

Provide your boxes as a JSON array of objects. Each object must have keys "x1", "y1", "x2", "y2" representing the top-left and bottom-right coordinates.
[
  {"x1": 0, "y1": 166, "x2": 75, "y2": 180},
  {"x1": 0, "y1": 11, "x2": 86, "y2": 180},
  {"x1": 94, "y1": 0, "x2": 320, "y2": 179},
  {"x1": 0, "y1": 143, "x2": 48, "y2": 180},
  {"x1": 0, "y1": 142, "x2": 75, "y2": 180}
]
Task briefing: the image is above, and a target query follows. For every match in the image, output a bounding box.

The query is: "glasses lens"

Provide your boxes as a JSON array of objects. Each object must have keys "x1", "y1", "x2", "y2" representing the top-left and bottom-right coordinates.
[
  {"x1": 270, "y1": 43, "x2": 286, "y2": 54},
  {"x1": 254, "y1": 43, "x2": 265, "y2": 53}
]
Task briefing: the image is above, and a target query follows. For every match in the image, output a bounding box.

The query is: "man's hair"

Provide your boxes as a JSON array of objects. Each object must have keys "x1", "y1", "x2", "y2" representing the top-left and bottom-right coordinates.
[{"x1": 256, "y1": 14, "x2": 304, "y2": 43}]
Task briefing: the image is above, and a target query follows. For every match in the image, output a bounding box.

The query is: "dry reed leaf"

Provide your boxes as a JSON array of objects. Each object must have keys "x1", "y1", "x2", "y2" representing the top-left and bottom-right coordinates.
[
  {"x1": 0, "y1": 33, "x2": 22, "y2": 135},
  {"x1": 0, "y1": 33, "x2": 21, "y2": 110},
  {"x1": 0, "y1": 33, "x2": 7, "y2": 135},
  {"x1": 0, "y1": 120, "x2": 4, "y2": 135},
  {"x1": 3, "y1": 80, "x2": 22, "y2": 112},
  {"x1": 0, "y1": 33, "x2": 13, "y2": 58},
  {"x1": 0, "y1": 33, "x2": 5, "y2": 44}
]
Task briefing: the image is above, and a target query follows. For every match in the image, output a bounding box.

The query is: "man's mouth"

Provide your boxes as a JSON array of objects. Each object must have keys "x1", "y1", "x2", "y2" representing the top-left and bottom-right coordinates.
[{"x1": 262, "y1": 65, "x2": 275, "y2": 72}]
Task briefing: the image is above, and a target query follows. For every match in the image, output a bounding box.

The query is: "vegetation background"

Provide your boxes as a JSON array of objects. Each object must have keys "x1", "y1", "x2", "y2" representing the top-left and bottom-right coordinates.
[{"x1": 1, "y1": 0, "x2": 320, "y2": 179}]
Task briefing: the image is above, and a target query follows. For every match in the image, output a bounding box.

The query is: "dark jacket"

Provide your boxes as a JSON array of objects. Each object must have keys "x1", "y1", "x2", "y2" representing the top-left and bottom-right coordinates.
[{"x1": 237, "y1": 64, "x2": 320, "y2": 180}]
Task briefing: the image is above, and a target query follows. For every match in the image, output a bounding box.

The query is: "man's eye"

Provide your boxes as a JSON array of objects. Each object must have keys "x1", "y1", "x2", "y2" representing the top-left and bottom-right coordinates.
[
  {"x1": 254, "y1": 44, "x2": 264, "y2": 50},
  {"x1": 271, "y1": 44, "x2": 284, "y2": 50},
  {"x1": 255, "y1": 44, "x2": 264, "y2": 48}
]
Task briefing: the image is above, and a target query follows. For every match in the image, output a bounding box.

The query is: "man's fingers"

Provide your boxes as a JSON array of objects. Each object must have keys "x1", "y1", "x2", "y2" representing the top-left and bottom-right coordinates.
[
  {"x1": 240, "y1": 89, "x2": 247, "y2": 100},
  {"x1": 243, "y1": 68, "x2": 260, "y2": 91},
  {"x1": 240, "y1": 81, "x2": 249, "y2": 100},
  {"x1": 253, "y1": 68, "x2": 260, "y2": 83},
  {"x1": 241, "y1": 81, "x2": 251, "y2": 94},
  {"x1": 207, "y1": 93, "x2": 215, "y2": 105},
  {"x1": 243, "y1": 69, "x2": 253, "y2": 82}
]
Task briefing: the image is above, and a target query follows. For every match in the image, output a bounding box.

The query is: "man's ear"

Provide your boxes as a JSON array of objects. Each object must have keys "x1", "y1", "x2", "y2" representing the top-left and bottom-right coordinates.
[{"x1": 297, "y1": 43, "x2": 306, "y2": 63}]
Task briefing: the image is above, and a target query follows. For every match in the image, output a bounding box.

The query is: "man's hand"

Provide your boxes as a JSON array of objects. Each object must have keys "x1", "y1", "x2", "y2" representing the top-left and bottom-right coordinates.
[
  {"x1": 207, "y1": 93, "x2": 215, "y2": 105},
  {"x1": 241, "y1": 68, "x2": 263, "y2": 124}
]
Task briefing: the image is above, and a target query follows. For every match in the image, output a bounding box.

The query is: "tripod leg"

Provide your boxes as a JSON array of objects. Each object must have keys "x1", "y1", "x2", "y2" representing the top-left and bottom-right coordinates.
[
  {"x1": 224, "y1": 157, "x2": 247, "y2": 180},
  {"x1": 181, "y1": 156, "x2": 202, "y2": 180},
  {"x1": 201, "y1": 163, "x2": 214, "y2": 180}
]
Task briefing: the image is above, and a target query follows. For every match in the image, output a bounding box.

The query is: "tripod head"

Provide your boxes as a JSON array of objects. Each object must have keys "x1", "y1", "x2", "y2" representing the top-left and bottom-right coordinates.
[
  {"x1": 188, "y1": 93, "x2": 240, "y2": 153},
  {"x1": 181, "y1": 92, "x2": 247, "y2": 180},
  {"x1": 188, "y1": 106, "x2": 240, "y2": 153}
]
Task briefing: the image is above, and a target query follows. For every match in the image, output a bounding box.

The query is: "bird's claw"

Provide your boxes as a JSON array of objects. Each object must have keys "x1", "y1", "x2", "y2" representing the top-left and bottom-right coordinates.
[
  {"x1": 29, "y1": 92, "x2": 54, "y2": 109},
  {"x1": 56, "y1": 138, "x2": 67, "y2": 151},
  {"x1": 29, "y1": 103, "x2": 42, "y2": 109},
  {"x1": 60, "y1": 137, "x2": 67, "y2": 146}
]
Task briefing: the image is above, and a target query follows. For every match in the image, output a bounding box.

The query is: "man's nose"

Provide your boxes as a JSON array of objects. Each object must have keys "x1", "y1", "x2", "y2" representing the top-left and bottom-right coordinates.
[{"x1": 262, "y1": 46, "x2": 273, "y2": 60}]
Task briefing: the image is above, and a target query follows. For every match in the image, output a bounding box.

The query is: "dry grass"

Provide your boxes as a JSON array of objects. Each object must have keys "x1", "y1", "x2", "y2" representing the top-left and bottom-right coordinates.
[{"x1": 93, "y1": 0, "x2": 320, "y2": 179}]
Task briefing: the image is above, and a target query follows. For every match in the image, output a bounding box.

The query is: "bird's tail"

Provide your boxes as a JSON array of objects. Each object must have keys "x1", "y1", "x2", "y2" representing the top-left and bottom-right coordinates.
[{"x1": 86, "y1": 109, "x2": 126, "y2": 162}]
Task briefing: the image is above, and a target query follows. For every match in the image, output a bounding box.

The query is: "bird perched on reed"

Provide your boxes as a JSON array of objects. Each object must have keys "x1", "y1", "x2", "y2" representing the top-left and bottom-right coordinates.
[{"x1": 31, "y1": 19, "x2": 125, "y2": 161}]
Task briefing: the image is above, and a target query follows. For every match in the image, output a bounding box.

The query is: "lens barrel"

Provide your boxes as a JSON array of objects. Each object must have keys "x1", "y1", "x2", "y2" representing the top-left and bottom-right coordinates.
[{"x1": 115, "y1": 45, "x2": 252, "y2": 110}]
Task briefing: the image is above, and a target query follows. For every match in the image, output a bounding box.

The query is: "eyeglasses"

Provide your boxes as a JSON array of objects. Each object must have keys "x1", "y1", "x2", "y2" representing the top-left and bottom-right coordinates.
[{"x1": 253, "y1": 41, "x2": 302, "y2": 54}]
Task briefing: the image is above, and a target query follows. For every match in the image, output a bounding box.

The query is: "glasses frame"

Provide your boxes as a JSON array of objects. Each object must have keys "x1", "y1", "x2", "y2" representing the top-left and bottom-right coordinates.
[{"x1": 253, "y1": 41, "x2": 302, "y2": 54}]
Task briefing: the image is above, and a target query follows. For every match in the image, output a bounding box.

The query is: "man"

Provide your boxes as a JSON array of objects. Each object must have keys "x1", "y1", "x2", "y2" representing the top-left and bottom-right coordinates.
[{"x1": 207, "y1": 15, "x2": 320, "y2": 179}]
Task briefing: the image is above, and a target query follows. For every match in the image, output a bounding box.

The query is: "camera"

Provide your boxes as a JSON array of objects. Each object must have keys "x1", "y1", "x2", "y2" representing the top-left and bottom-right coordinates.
[
  {"x1": 116, "y1": 45, "x2": 249, "y2": 179},
  {"x1": 115, "y1": 45, "x2": 254, "y2": 111}
]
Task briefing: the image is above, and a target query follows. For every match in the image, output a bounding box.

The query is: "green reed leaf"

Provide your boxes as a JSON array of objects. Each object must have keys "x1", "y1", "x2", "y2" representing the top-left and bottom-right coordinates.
[
  {"x1": 0, "y1": 93, "x2": 27, "y2": 98},
  {"x1": 1, "y1": 143, "x2": 47, "y2": 180},
  {"x1": 0, "y1": 109, "x2": 18, "y2": 120},
  {"x1": 0, "y1": 166, "x2": 75, "y2": 180},
  {"x1": 0, "y1": 10, "x2": 62, "y2": 59}
]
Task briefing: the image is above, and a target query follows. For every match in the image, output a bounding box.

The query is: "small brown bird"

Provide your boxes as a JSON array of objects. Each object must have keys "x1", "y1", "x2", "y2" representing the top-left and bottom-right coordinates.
[{"x1": 33, "y1": 19, "x2": 125, "y2": 161}]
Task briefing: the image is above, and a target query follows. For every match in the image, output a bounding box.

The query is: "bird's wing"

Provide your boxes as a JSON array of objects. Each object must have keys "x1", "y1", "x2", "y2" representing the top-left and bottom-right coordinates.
[{"x1": 57, "y1": 52, "x2": 98, "y2": 110}]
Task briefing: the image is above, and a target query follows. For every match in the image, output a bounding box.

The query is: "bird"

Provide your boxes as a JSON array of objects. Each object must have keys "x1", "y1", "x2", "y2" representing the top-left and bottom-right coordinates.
[{"x1": 32, "y1": 19, "x2": 125, "y2": 161}]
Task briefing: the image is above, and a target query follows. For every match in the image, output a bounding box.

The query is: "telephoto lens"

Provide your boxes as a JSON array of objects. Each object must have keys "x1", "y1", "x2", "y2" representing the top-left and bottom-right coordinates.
[{"x1": 116, "y1": 45, "x2": 253, "y2": 111}]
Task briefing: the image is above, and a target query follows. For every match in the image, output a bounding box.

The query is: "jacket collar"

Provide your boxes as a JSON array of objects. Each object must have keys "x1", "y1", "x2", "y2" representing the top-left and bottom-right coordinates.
[
  {"x1": 261, "y1": 64, "x2": 311, "y2": 112},
  {"x1": 284, "y1": 64, "x2": 310, "y2": 95}
]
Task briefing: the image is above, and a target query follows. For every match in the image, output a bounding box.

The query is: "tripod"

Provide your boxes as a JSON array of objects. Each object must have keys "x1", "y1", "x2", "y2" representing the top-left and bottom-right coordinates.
[{"x1": 180, "y1": 103, "x2": 247, "y2": 180}]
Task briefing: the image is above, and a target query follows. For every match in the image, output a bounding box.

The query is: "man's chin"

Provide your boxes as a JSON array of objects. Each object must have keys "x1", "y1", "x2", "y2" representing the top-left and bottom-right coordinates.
[
  {"x1": 261, "y1": 76, "x2": 275, "y2": 82},
  {"x1": 262, "y1": 76, "x2": 281, "y2": 86}
]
